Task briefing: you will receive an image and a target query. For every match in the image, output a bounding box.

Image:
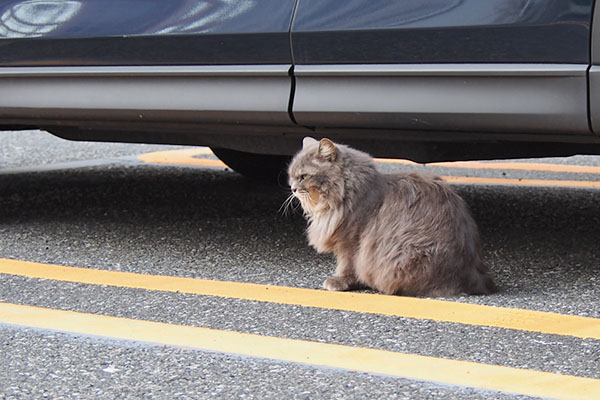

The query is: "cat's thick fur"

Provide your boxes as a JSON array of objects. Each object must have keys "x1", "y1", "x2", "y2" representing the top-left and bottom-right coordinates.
[{"x1": 287, "y1": 137, "x2": 496, "y2": 297}]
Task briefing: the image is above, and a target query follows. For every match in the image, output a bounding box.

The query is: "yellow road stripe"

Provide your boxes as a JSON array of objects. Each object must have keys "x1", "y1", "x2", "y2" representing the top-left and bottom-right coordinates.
[
  {"x1": 137, "y1": 148, "x2": 225, "y2": 168},
  {"x1": 2, "y1": 258, "x2": 599, "y2": 340},
  {"x1": 137, "y1": 148, "x2": 600, "y2": 189},
  {"x1": 441, "y1": 175, "x2": 600, "y2": 189},
  {"x1": 1, "y1": 302, "x2": 598, "y2": 400},
  {"x1": 376, "y1": 158, "x2": 600, "y2": 175},
  {"x1": 137, "y1": 148, "x2": 600, "y2": 175}
]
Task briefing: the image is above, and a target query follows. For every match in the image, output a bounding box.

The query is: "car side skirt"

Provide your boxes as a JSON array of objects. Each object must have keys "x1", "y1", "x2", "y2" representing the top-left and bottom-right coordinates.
[
  {"x1": 292, "y1": 64, "x2": 590, "y2": 135},
  {"x1": 0, "y1": 65, "x2": 295, "y2": 126}
]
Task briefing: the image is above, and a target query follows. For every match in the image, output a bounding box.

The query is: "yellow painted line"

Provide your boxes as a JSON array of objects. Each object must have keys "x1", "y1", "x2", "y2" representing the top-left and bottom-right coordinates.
[
  {"x1": 376, "y1": 158, "x2": 600, "y2": 175},
  {"x1": 137, "y1": 148, "x2": 226, "y2": 168},
  {"x1": 441, "y1": 175, "x2": 600, "y2": 189},
  {"x1": 2, "y1": 258, "x2": 600, "y2": 340},
  {"x1": 137, "y1": 148, "x2": 600, "y2": 189},
  {"x1": 1, "y1": 302, "x2": 599, "y2": 400},
  {"x1": 138, "y1": 148, "x2": 600, "y2": 175}
]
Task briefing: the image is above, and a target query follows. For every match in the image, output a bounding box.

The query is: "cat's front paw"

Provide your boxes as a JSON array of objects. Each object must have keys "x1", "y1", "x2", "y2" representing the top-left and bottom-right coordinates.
[{"x1": 323, "y1": 276, "x2": 355, "y2": 291}]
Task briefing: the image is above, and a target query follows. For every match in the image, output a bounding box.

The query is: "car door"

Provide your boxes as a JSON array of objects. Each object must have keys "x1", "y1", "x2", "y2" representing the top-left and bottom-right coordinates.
[
  {"x1": 290, "y1": 0, "x2": 593, "y2": 139},
  {"x1": 0, "y1": 0, "x2": 298, "y2": 136}
]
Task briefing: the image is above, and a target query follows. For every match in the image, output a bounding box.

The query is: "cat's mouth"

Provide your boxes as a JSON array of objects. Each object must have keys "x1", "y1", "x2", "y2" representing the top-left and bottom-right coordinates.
[{"x1": 292, "y1": 187, "x2": 321, "y2": 215}]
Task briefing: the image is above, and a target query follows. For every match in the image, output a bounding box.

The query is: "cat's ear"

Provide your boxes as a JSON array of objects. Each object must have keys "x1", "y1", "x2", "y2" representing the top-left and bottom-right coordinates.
[
  {"x1": 318, "y1": 138, "x2": 337, "y2": 161},
  {"x1": 302, "y1": 136, "x2": 318, "y2": 149}
]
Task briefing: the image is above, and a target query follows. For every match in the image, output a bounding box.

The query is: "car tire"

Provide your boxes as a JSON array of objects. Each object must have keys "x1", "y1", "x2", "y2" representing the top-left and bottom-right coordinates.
[{"x1": 210, "y1": 147, "x2": 291, "y2": 182}]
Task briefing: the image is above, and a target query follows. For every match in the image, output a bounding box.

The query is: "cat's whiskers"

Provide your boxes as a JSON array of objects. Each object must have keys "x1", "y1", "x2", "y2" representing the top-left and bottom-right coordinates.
[
  {"x1": 292, "y1": 190, "x2": 316, "y2": 217},
  {"x1": 279, "y1": 192, "x2": 302, "y2": 216}
]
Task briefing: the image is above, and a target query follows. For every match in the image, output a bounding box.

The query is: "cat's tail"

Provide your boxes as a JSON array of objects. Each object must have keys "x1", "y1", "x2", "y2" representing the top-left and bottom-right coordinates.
[
  {"x1": 467, "y1": 262, "x2": 498, "y2": 295},
  {"x1": 481, "y1": 271, "x2": 498, "y2": 294}
]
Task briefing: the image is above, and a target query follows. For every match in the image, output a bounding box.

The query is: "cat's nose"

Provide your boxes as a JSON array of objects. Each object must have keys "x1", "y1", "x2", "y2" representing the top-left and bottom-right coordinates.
[{"x1": 291, "y1": 185, "x2": 297, "y2": 193}]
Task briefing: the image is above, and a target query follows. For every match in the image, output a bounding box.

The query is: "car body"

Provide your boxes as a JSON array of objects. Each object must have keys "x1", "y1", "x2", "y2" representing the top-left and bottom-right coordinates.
[{"x1": 0, "y1": 0, "x2": 598, "y2": 174}]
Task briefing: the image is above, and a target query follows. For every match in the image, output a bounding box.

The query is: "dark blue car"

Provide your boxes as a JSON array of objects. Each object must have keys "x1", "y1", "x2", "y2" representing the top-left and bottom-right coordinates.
[{"x1": 0, "y1": 0, "x2": 597, "y2": 177}]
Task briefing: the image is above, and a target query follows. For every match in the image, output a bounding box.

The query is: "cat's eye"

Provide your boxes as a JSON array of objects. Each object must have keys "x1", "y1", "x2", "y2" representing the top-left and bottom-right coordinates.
[{"x1": 299, "y1": 174, "x2": 308, "y2": 181}]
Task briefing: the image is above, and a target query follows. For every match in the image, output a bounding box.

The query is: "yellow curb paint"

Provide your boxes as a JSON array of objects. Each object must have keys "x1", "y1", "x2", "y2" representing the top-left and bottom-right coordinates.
[
  {"x1": 137, "y1": 148, "x2": 226, "y2": 168},
  {"x1": 2, "y1": 258, "x2": 600, "y2": 340},
  {"x1": 1, "y1": 302, "x2": 599, "y2": 400}
]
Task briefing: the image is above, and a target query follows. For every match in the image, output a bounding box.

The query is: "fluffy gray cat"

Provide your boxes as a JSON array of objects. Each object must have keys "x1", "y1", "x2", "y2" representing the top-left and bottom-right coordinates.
[{"x1": 287, "y1": 137, "x2": 496, "y2": 297}]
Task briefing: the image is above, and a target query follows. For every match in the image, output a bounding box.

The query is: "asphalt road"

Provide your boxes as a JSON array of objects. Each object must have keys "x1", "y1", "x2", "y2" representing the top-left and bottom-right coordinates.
[{"x1": 1, "y1": 130, "x2": 600, "y2": 399}]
